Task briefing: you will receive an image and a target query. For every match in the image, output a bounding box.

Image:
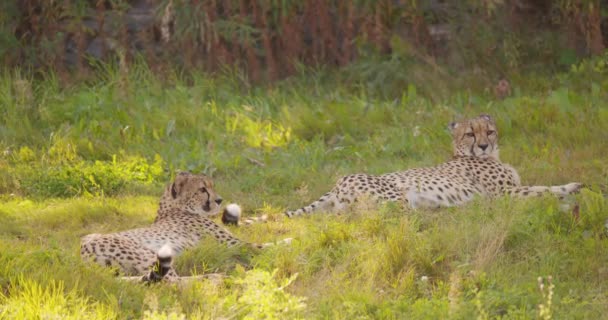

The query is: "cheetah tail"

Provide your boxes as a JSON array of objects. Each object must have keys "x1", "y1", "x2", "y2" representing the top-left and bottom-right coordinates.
[{"x1": 142, "y1": 244, "x2": 174, "y2": 283}]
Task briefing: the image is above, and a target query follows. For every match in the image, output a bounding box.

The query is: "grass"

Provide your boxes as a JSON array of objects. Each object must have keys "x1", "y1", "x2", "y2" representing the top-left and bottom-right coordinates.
[{"x1": 0, "y1": 55, "x2": 607, "y2": 318}]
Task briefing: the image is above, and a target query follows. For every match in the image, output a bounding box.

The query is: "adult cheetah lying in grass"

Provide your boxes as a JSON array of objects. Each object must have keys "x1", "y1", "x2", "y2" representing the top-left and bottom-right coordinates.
[
  {"x1": 81, "y1": 172, "x2": 289, "y2": 282},
  {"x1": 285, "y1": 114, "x2": 582, "y2": 217}
]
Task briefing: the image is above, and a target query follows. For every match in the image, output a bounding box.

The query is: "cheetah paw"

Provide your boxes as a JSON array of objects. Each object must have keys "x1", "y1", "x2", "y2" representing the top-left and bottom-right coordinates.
[
  {"x1": 553, "y1": 182, "x2": 584, "y2": 196},
  {"x1": 564, "y1": 182, "x2": 584, "y2": 194}
]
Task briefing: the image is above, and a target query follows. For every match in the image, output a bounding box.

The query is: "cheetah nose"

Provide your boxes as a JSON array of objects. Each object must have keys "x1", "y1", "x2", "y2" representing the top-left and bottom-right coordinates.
[
  {"x1": 478, "y1": 144, "x2": 488, "y2": 151},
  {"x1": 215, "y1": 198, "x2": 223, "y2": 205}
]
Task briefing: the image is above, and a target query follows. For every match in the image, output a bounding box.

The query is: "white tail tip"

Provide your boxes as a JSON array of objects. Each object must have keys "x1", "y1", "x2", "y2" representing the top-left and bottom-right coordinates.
[
  {"x1": 158, "y1": 244, "x2": 173, "y2": 258},
  {"x1": 225, "y1": 203, "x2": 242, "y2": 218}
]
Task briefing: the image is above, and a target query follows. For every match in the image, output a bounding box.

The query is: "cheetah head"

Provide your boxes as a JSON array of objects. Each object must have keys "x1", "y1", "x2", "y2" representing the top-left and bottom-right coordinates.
[
  {"x1": 161, "y1": 172, "x2": 223, "y2": 217},
  {"x1": 449, "y1": 114, "x2": 499, "y2": 160}
]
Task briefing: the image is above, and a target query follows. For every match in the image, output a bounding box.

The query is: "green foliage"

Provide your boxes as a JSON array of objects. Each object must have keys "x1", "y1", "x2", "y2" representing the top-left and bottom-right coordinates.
[
  {"x1": 2, "y1": 155, "x2": 164, "y2": 197},
  {"x1": 344, "y1": 36, "x2": 454, "y2": 100},
  {"x1": 0, "y1": 277, "x2": 117, "y2": 319},
  {"x1": 174, "y1": 239, "x2": 251, "y2": 275},
  {"x1": 227, "y1": 113, "x2": 292, "y2": 150},
  {"x1": 230, "y1": 269, "x2": 306, "y2": 319},
  {"x1": 0, "y1": 57, "x2": 607, "y2": 318}
]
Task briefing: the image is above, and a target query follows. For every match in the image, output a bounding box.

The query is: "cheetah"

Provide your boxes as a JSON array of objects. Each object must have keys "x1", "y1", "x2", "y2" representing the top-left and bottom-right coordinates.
[
  {"x1": 81, "y1": 172, "x2": 289, "y2": 282},
  {"x1": 285, "y1": 114, "x2": 582, "y2": 217}
]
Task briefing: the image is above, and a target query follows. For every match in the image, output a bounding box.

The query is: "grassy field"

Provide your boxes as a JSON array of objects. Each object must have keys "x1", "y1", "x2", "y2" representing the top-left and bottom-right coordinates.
[{"x1": 1, "y1": 56, "x2": 607, "y2": 319}]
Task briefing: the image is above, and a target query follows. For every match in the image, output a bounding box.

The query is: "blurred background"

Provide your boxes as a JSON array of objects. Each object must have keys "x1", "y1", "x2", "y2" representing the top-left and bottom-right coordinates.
[
  {"x1": 2, "y1": 0, "x2": 606, "y2": 199},
  {"x1": 2, "y1": 0, "x2": 605, "y2": 85}
]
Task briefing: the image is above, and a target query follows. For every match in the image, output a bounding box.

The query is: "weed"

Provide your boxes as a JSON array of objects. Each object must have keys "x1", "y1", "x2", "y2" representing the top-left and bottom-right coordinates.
[{"x1": 538, "y1": 276, "x2": 555, "y2": 320}]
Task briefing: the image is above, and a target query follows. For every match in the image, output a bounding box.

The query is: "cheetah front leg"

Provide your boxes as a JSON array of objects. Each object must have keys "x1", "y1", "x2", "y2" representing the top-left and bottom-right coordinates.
[
  {"x1": 200, "y1": 217, "x2": 292, "y2": 249},
  {"x1": 502, "y1": 182, "x2": 583, "y2": 198},
  {"x1": 284, "y1": 191, "x2": 342, "y2": 218},
  {"x1": 285, "y1": 173, "x2": 393, "y2": 218}
]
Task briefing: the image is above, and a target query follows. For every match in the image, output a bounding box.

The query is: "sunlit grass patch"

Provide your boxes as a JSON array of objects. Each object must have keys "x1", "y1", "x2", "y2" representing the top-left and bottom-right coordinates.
[
  {"x1": 0, "y1": 277, "x2": 117, "y2": 320},
  {"x1": 226, "y1": 113, "x2": 292, "y2": 150},
  {"x1": 2, "y1": 154, "x2": 164, "y2": 198}
]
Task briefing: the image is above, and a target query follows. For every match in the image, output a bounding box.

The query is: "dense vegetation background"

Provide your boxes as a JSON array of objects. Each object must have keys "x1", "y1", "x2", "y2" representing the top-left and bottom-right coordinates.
[
  {"x1": 3, "y1": 0, "x2": 607, "y2": 82},
  {"x1": 1, "y1": 0, "x2": 607, "y2": 319}
]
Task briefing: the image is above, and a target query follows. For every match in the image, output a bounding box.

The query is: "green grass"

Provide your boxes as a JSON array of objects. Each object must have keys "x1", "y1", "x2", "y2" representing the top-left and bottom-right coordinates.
[{"x1": 1, "y1": 56, "x2": 607, "y2": 318}]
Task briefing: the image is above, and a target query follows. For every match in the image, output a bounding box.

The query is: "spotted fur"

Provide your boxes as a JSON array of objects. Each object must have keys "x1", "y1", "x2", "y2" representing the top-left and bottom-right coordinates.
[{"x1": 285, "y1": 115, "x2": 582, "y2": 217}]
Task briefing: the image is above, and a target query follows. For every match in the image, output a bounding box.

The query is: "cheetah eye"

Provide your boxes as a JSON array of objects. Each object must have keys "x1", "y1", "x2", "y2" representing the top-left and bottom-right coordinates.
[
  {"x1": 465, "y1": 132, "x2": 475, "y2": 137},
  {"x1": 487, "y1": 130, "x2": 495, "y2": 135},
  {"x1": 199, "y1": 187, "x2": 207, "y2": 193}
]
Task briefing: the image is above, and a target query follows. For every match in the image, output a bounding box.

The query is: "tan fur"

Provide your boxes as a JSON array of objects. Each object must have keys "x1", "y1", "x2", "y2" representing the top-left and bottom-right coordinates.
[{"x1": 450, "y1": 114, "x2": 499, "y2": 160}]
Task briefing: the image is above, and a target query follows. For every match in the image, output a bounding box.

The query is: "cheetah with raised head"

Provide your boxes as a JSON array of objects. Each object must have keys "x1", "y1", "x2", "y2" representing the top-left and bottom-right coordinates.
[
  {"x1": 81, "y1": 172, "x2": 289, "y2": 282},
  {"x1": 285, "y1": 114, "x2": 582, "y2": 217}
]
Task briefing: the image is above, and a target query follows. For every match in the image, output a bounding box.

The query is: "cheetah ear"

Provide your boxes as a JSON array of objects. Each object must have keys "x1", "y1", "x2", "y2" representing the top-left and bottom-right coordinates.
[
  {"x1": 479, "y1": 114, "x2": 493, "y2": 122},
  {"x1": 204, "y1": 178, "x2": 213, "y2": 188},
  {"x1": 170, "y1": 172, "x2": 191, "y2": 198},
  {"x1": 448, "y1": 122, "x2": 458, "y2": 132},
  {"x1": 170, "y1": 183, "x2": 177, "y2": 199}
]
